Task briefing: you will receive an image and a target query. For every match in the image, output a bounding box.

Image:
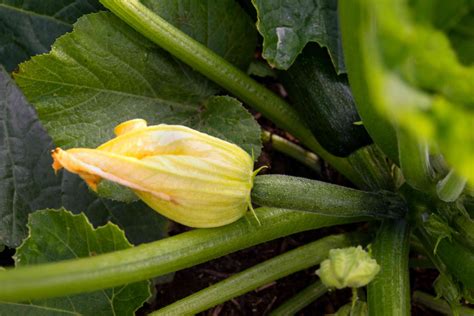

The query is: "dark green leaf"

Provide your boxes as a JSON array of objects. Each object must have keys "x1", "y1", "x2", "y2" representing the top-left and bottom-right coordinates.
[
  {"x1": 0, "y1": 65, "x2": 168, "y2": 247},
  {"x1": 60, "y1": 171, "x2": 169, "y2": 245},
  {"x1": 190, "y1": 95, "x2": 262, "y2": 156},
  {"x1": 0, "y1": 66, "x2": 62, "y2": 248},
  {"x1": 252, "y1": 0, "x2": 345, "y2": 73},
  {"x1": 448, "y1": 8, "x2": 474, "y2": 66},
  {"x1": 0, "y1": 0, "x2": 102, "y2": 71},
  {"x1": 142, "y1": 0, "x2": 256, "y2": 70},
  {"x1": 433, "y1": 274, "x2": 463, "y2": 310},
  {"x1": 15, "y1": 10, "x2": 261, "y2": 157},
  {"x1": 0, "y1": 208, "x2": 150, "y2": 315}
]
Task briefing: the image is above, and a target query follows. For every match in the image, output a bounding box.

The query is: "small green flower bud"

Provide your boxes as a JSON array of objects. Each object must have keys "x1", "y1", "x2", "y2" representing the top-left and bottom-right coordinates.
[{"x1": 316, "y1": 246, "x2": 380, "y2": 289}]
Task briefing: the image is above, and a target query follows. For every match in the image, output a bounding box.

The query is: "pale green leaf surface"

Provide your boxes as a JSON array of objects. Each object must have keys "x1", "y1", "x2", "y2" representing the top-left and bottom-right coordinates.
[
  {"x1": 0, "y1": 0, "x2": 102, "y2": 71},
  {"x1": 252, "y1": 0, "x2": 344, "y2": 73},
  {"x1": 15, "y1": 10, "x2": 261, "y2": 157},
  {"x1": 340, "y1": 0, "x2": 474, "y2": 184},
  {"x1": 409, "y1": 0, "x2": 474, "y2": 65},
  {"x1": 2, "y1": 208, "x2": 151, "y2": 316},
  {"x1": 0, "y1": 66, "x2": 62, "y2": 248}
]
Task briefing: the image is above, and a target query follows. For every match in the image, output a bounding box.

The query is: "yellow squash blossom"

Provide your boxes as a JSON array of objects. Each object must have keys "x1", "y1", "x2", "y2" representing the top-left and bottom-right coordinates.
[{"x1": 52, "y1": 119, "x2": 257, "y2": 227}]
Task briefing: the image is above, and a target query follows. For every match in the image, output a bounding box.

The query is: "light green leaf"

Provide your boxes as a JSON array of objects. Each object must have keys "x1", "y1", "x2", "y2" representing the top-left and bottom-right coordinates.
[
  {"x1": 1, "y1": 208, "x2": 151, "y2": 316},
  {"x1": 252, "y1": 0, "x2": 344, "y2": 73},
  {"x1": 407, "y1": 0, "x2": 474, "y2": 65},
  {"x1": 0, "y1": 66, "x2": 62, "y2": 248},
  {"x1": 187, "y1": 95, "x2": 262, "y2": 156},
  {"x1": 0, "y1": 0, "x2": 103, "y2": 71},
  {"x1": 340, "y1": 0, "x2": 474, "y2": 185},
  {"x1": 247, "y1": 60, "x2": 277, "y2": 78},
  {"x1": 15, "y1": 10, "x2": 261, "y2": 157}
]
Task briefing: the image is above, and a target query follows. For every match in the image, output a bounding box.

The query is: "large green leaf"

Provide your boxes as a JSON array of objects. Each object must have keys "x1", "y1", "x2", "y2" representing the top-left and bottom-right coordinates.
[
  {"x1": 2, "y1": 0, "x2": 259, "y2": 246},
  {"x1": 0, "y1": 0, "x2": 102, "y2": 71},
  {"x1": 0, "y1": 208, "x2": 150, "y2": 315},
  {"x1": 0, "y1": 66, "x2": 62, "y2": 248},
  {"x1": 0, "y1": 66, "x2": 168, "y2": 247},
  {"x1": 61, "y1": 171, "x2": 170, "y2": 245},
  {"x1": 252, "y1": 0, "x2": 344, "y2": 73},
  {"x1": 15, "y1": 9, "x2": 261, "y2": 156},
  {"x1": 340, "y1": 0, "x2": 474, "y2": 184},
  {"x1": 142, "y1": 0, "x2": 256, "y2": 70}
]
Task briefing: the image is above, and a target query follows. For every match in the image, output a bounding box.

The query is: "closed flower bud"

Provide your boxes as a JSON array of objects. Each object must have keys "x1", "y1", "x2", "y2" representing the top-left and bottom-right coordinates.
[
  {"x1": 316, "y1": 246, "x2": 380, "y2": 289},
  {"x1": 52, "y1": 119, "x2": 256, "y2": 227}
]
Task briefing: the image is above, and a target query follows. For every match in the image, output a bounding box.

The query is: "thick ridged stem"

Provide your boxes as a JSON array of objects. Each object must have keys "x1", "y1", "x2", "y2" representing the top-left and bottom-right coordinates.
[
  {"x1": 367, "y1": 219, "x2": 411, "y2": 316},
  {"x1": 0, "y1": 207, "x2": 367, "y2": 302},
  {"x1": 397, "y1": 130, "x2": 434, "y2": 192},
  {"x1": 252, "y1": 175, "x2": 407, "y2": 219}
]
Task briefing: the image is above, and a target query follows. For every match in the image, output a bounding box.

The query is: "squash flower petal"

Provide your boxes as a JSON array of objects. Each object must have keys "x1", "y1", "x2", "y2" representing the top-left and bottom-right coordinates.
[{"x1": 51, "y1": 119, "x2": 255, "y2": 227}]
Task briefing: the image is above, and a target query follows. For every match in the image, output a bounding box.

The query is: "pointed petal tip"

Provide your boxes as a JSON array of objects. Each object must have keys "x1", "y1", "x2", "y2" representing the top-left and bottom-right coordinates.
[
  {"x1": 51, "y1": 148, "x2": 64, "y2": 174},
  {"x1": 114, "y1": 119, "x2": 148, "y2": 136}
]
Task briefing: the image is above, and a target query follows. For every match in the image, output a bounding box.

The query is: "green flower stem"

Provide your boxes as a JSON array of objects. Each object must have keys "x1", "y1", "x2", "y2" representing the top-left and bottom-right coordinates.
[
  {"x1": 367, "y1": 219, "x2": 411, "y2": 316},
  {"x1": 413, "y1": 291, "x2": 474, "y2": 316},
  {"x1": 347, "y1": 144, "x2": 396, "y2": 191},
  {"x1": 261, "y1": 130, "x2": 321, "y2": 173},
  {"x1": 269, "y1": 281, "x2": 327, "y2": 316},
  {"x1": 99, "y1": 0, "x2": 363, "y2": 187},
  {"x1": 252, "y1": 175, "x2": 407, "y2": 219},
  {"x1": 436, "y1": 170, "x2": 467, "y2": 202},
  {"x1": 0, "y1": 207, "x2": 367, "y2": 302},
  {"x1": 397, "y1": 130, "x2": 434, "y2": 192},
  {"x1": 152, "y1": 234, "x2": 362, "y2": 315}
]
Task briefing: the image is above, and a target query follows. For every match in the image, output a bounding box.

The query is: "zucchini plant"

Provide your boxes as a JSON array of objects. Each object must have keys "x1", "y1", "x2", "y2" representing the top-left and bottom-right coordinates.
[{"x1": 0, "y1": 0, "x2": 472, "y2": 315}]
